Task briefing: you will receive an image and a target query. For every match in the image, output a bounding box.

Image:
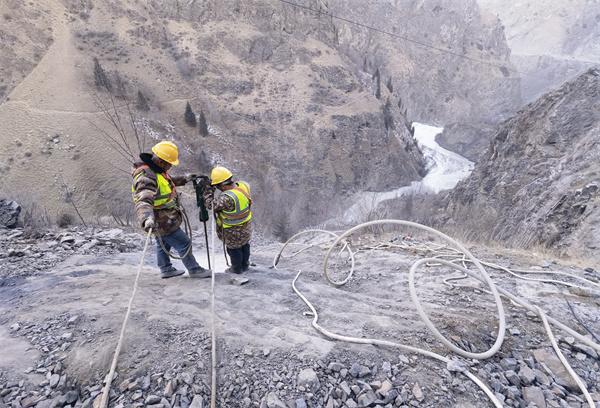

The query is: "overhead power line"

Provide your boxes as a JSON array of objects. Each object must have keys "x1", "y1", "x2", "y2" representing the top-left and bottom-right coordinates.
[{"x1": 276, "y1": 0, "x2": 524, "y2": 77}]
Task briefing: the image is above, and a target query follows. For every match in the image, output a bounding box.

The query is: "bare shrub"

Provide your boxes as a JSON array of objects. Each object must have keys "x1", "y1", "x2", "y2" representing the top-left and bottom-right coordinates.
[
  {"x1": 58, "y1": 176, "x2": 87, "y2": 227},
  {"x1": 21, "y1": 202, "x2": 52, "y2": 229},
  {"x1": 106, "y1": 198, "x2": 135, "y2": 227},
  {"x1": 57, "y1": 213, "x2": 74, "y2": 228}
]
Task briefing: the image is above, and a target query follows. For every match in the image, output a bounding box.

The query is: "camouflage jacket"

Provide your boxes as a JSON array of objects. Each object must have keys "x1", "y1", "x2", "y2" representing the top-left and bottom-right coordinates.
[
  {"x1": 131, "y1": 154, "x2": 187, "y2": 236},
  {"x1": 203, "y1": 184, "x2": 252, "y2": 249}
]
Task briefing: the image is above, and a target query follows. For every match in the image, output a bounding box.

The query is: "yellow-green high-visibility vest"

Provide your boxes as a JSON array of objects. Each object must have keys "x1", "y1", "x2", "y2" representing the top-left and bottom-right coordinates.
[
  {"x1": 218, "y1": 181, "x2": 252, "y2": 229},
  {"x1": 132, "y1": 165, "x2": 178, "y2": 210}
]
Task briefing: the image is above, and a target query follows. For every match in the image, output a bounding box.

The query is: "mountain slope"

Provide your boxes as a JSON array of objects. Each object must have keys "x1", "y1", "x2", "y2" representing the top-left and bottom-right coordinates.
[
  {"x1": 478, "y1": 0, "x2": 600, "y2": 103},
  {"x1": 446, "y1": 69, "x2": 600, "y2": 259},
  {"x1": 0, "y1": 0, "x2": 520, "y2": 232}
]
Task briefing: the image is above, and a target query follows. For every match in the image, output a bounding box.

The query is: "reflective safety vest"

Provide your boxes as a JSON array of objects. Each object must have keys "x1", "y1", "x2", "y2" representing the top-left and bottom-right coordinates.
[
  {"x1": 132, "y1": 165, "x2": 178, "y2": 210},
  {"x1": 218, "y1": 181, "x2": 252, "y2": 229}
]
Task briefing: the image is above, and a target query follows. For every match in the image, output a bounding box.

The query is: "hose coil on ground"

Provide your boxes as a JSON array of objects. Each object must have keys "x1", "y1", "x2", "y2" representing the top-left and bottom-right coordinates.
[{"x1": 276, "y1": 219, "x2": 600, "y2": 408}]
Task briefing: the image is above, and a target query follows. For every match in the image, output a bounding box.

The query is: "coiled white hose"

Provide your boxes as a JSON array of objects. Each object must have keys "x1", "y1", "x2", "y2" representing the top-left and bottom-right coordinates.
[
  {"x1": 324, "y1": 220, "x2": 506, "y2": 360},
  {"x1": 291, "y1": 270, "x2": 503, "y2": 408},
  {"x1": 276, "y1": 220, "x2": 600, "y2": 408},
  {"x1": 276, "y1": 228, "x2": 502, "y2": 407}
]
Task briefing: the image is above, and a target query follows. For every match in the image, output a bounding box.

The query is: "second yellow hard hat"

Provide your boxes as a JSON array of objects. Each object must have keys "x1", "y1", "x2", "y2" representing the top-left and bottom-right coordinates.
[{"x1": 211, "y1": 166, "x2": 233, "y2": 185}]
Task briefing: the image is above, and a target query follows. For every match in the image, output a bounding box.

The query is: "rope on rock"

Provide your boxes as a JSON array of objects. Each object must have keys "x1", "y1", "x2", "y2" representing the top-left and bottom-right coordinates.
[{"x1": 98, "y1": 229, "x2": 153, "y2": 408}]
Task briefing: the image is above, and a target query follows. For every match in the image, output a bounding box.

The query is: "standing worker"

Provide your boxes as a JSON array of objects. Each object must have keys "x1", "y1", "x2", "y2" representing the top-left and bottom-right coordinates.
[
  {"x1": 203, "y1": 166, "x2": 253, "y2": 274},
  {"x1": 132, "y1": 141, "x2": 211, "y2": 279}
]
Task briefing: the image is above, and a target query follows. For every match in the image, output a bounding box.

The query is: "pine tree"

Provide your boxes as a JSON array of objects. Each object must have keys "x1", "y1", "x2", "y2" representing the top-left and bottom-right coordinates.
[
  {"x1": 373, "y1": 68, "x2": 381, "y2": 100},
  {"x1": 93, "y1": 58, "x2": 112, "y2": 91},
  {"x1": 386, "y1": 77, "x2": 394, "y2": 93},
  {"x1": 383, "y1": 98, "x2": 395, "y2": 131},
  {"x1": 113, "y1": 72, "x2": 127, "y2": 98},
  {"x1": 198, "y1": 110, "x2": 209, "y2": 136},
  {"x1": 136, "y1": 90, "x2": 150, "y2": 111},
  {"x1": 184, "y1": 102, "x2": 197, "y2": 127}
]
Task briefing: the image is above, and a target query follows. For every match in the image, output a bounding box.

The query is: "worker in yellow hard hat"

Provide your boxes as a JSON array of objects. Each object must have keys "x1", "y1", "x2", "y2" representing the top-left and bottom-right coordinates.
[
  {"x1": 131, "y1": 141, "x2": 211, "y2": 279},
  {"x1": 202, "y1": 166, "x2": 253, "y2": 274}
]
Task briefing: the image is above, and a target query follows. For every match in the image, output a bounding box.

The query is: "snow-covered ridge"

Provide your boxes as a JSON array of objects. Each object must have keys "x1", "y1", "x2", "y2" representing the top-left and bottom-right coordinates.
[{"x1": 342, "y1": 123, "x2": 474, "y2": 223}]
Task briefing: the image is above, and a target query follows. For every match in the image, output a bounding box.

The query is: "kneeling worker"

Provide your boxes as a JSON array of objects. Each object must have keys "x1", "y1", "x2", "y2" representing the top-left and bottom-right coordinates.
[
  {"x1": 203, "y1": 166, "x2": 252, "y2": 273},
  {"x1": 132, "y1": 140, "x2": 211, "y2": 279}
]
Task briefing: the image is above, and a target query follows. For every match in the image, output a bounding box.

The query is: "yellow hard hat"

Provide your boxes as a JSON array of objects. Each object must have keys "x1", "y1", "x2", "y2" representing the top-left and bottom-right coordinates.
[
  {"x1": 211, "y1": 166, "x2": 233, "y2": 185},
  {"x1": 151, "y1": 141, "x2": 179, "y2": 166}
]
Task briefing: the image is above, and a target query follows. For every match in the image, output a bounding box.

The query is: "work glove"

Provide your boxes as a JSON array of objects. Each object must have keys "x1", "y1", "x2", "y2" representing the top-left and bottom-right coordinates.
[
  {"x1": 143, "y1": 217, "x2": 155, "y2": 232},
  {"x1": 185, "y1": 173, "x2": 199, "y2": 183},
  {"x1": 199, "y1": 175, "x2": 211, "y2": 187}
]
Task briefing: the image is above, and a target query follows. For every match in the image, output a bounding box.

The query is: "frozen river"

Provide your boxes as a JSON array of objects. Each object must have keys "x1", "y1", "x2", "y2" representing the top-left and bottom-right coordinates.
[{"x1": 342, "y1": 122, "x2": 474, "y2": 223}]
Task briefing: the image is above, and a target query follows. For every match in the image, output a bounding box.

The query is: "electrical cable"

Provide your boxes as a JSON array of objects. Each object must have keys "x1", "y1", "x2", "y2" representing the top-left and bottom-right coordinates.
[{"x1": 276, "y1": 0, "x2": 524, "y2": 76}]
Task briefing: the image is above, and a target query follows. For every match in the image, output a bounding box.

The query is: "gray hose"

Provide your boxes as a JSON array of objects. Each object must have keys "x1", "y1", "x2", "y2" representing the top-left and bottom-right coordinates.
[{"x1": 156, "y1": 204, "x2": 194, "y2": 260}]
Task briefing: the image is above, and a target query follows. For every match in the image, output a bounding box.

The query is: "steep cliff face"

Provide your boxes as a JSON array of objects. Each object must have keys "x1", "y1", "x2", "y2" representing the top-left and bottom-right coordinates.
[
  {"x1": 323, "y1": 0, "x2": 521, "y2": 124},
  {"x1": 446, "y1": 69, "x2": 600, "y2": 260},
  {"x1": 478, "y1": 0, "x2": 600, "y2": 103}
]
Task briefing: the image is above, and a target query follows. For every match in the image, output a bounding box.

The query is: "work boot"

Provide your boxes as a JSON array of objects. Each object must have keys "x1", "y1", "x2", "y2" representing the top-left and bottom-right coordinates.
[
  {"x1": 224, "y1": 266, "x2": 243, "y2": 274},
  {"x1": 242, "y1": 262, "x2": 257, "y2": 272},
  {"x1": 161, "y1": 268, "x2": 185, "y2": 279},
  {"x1": 188, "y1": 267, "x2": 211, "y2": 279}
]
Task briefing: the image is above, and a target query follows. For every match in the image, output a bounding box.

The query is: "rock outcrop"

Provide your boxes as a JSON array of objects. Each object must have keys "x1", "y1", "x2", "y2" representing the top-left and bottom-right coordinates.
[
  {"x1": 435, "y1": 122, "x2": 496, "y2": 162},
  {"x1": 446, "y1": 69, "x2": 600, "y2": 259},
  {"x1": 0, "y1": 199, "x2": 21, "y2": 229}
]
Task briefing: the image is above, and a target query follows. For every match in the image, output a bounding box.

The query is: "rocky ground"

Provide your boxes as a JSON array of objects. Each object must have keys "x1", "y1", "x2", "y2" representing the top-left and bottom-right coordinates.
[
  {"x1": 1, "y1": 227, "x2": 599, "y2": 408},
  {"x1": 0, "y1": 226, "x2": 142, "y2": 281}
]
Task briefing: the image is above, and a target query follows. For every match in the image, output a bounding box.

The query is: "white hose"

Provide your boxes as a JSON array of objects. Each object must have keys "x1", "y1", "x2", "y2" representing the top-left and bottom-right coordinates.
[
  {"x1": 273, "y1": 219, "x2": 600, "y2": 408},
  {"x1": 428, "y1": 259, "x2": 600, "y2": 354},
  {"x1": 292, "y1": 270, "x2": 502, "y2": 407},
  {"x1": 475, "y1": 259, "x2": 600, "y2": 292},
  {"x1": 324, "y1": 220, "x2": 506, "y2": 360},
  {"x1": 276, "y1": 229, "x2": 502, "y2": 407},
  {"x1": 409, "y1": 258, "x2": 505, "y2": 359},
  {"x1": 273, "y1": 229, "x2": 355, "y2": 273},
  {"x1": 275, "y1": 220, "x2": 600, "y2": 407},
  {"x1": 536, "y1": 306, "x2": 595, "y2": 408}
]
